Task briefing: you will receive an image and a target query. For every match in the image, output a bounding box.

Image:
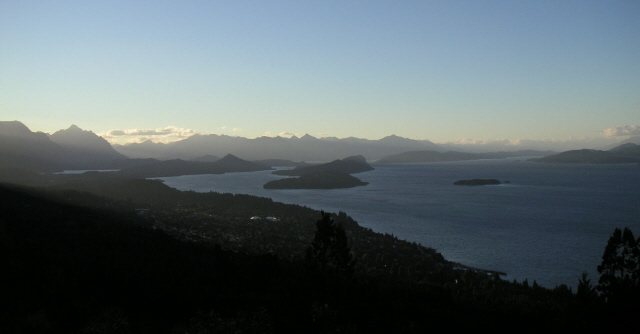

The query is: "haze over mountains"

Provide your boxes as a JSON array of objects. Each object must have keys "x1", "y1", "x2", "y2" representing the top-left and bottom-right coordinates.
[
  {"x1": 2, "y1": 121, "x2": 640, "y2": 174},
  {"x1": 113, "y1": 133, "x2": 443, "y2": 161},
  {"x1": 0, "y1": 121, "x2": 126, "y2": 171}
]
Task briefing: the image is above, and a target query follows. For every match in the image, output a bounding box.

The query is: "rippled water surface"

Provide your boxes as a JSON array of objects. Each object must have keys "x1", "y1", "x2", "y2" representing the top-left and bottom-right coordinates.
[{"x1": 158, "y1": 159, "x2": 640, "y2": 288}]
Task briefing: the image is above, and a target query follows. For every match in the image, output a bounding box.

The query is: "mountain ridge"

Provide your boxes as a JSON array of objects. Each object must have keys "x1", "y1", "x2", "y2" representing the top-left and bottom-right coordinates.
[
  {"x1": 376, "y1": 149, "x2": 555, "y2": 164},
  {"x1": 273, "y1": 155, "x2": 374, "y2": 176},
  {"x1": 530, "y1": 143, "x2": 640, "y2": 164},
  {"x1": 113, "y1": 133, "x2": 443, "y2": 161}
]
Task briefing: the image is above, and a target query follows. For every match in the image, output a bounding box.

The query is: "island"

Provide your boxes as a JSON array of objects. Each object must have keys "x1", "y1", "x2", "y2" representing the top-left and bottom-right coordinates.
[
  {"x1": 264, "y1": 170, "x2": 369, "y2": 189},
  {"x1": 453, "y1": 179, "x2": 502, "y2": 186},
  {"x1": 273, "y1": 155, "x2": 374, "y2": 176}
]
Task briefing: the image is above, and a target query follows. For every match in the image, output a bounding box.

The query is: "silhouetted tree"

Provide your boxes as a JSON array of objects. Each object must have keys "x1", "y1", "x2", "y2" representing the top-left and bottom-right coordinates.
[
  {"x1": 305, "y1": 211, "x2": 356, "y2": 280},
  {"x1": 597, "y1": 227, "x2": 640, "y2": 307},
  {"x1": 576, "y1": 272, "x2": 599, "y2": 305}
]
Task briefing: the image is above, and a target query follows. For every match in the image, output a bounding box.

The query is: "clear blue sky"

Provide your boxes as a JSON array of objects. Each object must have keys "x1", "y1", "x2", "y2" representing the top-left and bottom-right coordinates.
[{"x1": 1, "y1": 1, "x2": 639, "y2": 145}]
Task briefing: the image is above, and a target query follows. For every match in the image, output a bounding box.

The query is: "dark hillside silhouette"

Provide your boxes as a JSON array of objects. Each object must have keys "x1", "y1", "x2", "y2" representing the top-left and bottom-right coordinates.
[
  {"x1": 0, "y1": 182, "x2": 622, "y2": 332},
  {"x1": 0, "y1": 121, "x2": 127, "y2": 171},
  {"x1": 116, "y1": 154, "x2": 271, "y2": 178},
  {"x1": 376, "y1": 149, "x2": 554, "y2": 163},
  {"x1": 264, "y1": 170, "x2": 369, "y2": 189},
  {"x1": 273, "y1": 155, "x2": 373, "y2": 176},
  {"x1": 49, "y1": 124, "x2": 128, "y2": 165},
  {"x1": 531, "y1": 143, "x2": 640, "y2": 163},
  {"x1": 113, "y1": 133, "x2": 442, "y2": 161},
  {"x1": 0, "y1": 121, "x2": 67, "y2": 171}
]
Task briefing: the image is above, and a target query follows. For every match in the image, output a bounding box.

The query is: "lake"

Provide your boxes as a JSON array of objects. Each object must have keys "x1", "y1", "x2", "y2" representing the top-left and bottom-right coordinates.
[{"x1": 157, "y1": 159, "x2": 640, "y2": 289}]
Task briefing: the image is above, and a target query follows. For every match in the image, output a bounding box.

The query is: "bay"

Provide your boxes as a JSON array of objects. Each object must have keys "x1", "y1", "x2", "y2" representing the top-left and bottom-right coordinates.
[{"x1": 157, "y1": 159, "x2": 640, "y2": 289}]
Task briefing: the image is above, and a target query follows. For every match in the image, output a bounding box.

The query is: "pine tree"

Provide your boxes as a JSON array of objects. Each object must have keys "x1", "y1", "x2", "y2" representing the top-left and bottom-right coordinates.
[
  {"x1": 305, "y1": 211, "x2": 356, "y2": 280},
  {"x1": 576, "y1": 272, "x2": 598, "y2": 303},
  {"x1": 597, "y1": 227, "x2": 640, "y2": 307}
]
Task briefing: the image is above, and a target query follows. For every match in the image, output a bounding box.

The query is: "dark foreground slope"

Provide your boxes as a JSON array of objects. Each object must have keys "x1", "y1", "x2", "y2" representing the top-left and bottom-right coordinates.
[{"x1": 0, "y1": 176, "x2": 623, "y2": 333}]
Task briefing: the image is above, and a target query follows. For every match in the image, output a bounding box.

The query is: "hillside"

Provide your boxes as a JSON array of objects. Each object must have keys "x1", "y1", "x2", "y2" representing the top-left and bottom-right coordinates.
[
  {"x1": 376, "y1": 150, "x2": 555, "y2": 164},
  {"x1": 49, "y1": 124, "x2": 129, "y2": 168},
  {"x1": 273, "y1": 155, "x2": 374, "y2": 176},
  {"x1": 0, "y1": 121, "x2": 67, "y2": 171},
  {"x1": 49, "y1": 125, "x2": 127, "y2": 159},
  {"x1": 264, "y1": 170, "x2": 369, "y2": 189},
  {"x1": 113, "y1": 133, "x2": 442, "y2": 161},
  {"x1": 116, "y1": 154, "x2": 272, "y2": 178},
  {"x1": 531, "y1": 143, "x2": 640, "y2": 163},
  {"x1": 2, "y1": 176, "x2": 622, "y2": 333},
  {"x1": 0, "y1": 121, "x2": 128, "y2": 171}
]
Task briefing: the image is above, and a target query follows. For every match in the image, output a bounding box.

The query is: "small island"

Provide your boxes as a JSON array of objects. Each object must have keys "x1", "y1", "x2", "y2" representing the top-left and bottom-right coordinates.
[
  {"x1": 453, "y1": 179, "x2": 502, "y2": 186},
  {"x1": 264, "y1": 170, "x2": 369, "y2": 189}
]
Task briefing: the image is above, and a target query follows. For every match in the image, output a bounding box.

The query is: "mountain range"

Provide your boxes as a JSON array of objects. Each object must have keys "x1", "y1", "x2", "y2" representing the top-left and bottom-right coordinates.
[
  {"x1": 3, "y1": 121, "x2": 639, "y2": 177},
  {"x1": 113, "y1": 133, "x2": 443, "y2": 161},
  {"x1": 0, "y1": 121, "x2": 126, "y2": 171},
  {"x1": 530, "y1": 143, "x2": 640, "y2": 163},
  {"x1": 375, "y1": 149, "x2": 555, "y2": 164}
]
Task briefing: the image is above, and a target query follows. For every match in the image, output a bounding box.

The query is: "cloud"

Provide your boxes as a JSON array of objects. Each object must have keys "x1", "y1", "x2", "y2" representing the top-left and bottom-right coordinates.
[
  {"x1": 107, "y1": 130, "x2": 126, "y2": 136},
  {"x1": 259, "y1": 131, "x2": 299, "y2": 138},
  {"x1": 221, "y1": 126, "x2": 242, "y2": 134},
  {"x1": 446, "y1": 138, "x2": 514, "y2": 145},
  {"x1": 601, "y1": 125, "x2": 640, "y2": 137},
  {"x1": 437, "y1": 136, "x2": 622, "y2": 152},
  {"x1": 278, "y1": 132, "x2": 298, "y2": 138},
  {"x1": 99, "y1": 126, "x2": 200, "y2": 145}
]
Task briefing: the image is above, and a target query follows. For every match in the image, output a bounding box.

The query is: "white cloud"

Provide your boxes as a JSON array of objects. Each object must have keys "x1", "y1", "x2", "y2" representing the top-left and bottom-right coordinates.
[
  {"x1": 278, "y1": 132, "x2": 298, "y2": 138},
  {"x1": 437, "y1": 136, "x2": 622, "y2": 152},
  {"x1": 99, "y1": 126, "x2": 200, "y2": 145},
  {"x1": 601, "y1": 125, "x2": 640, "y2": 137}
]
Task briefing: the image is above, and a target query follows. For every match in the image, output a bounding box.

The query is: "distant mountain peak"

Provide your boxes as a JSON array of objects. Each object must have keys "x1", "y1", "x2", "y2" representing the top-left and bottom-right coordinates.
[
  {"x1": 0, "y1": 120, "x2": 33, "y2": 137},
  {"x1": 67, "y1": 124, "x2": 83, "y2": 131},
  {"x1": 379, "y1": 134, "x2": 412, "y2": 142},
  {"x1": 609, "y1": 143, "x2": 638, "y2": 151},
  {"x1": 218, "y1": 153, "x2": 243, "y2": 162},
  {"x1": 213, "y1": 154, "x2": 269, "y2": 172},
  {"x1": 51, "y1": 125, "x2": 94, "y2": 140},
  {"x1": 49, "y1": 124, "x2": 127, "y2": 160}
]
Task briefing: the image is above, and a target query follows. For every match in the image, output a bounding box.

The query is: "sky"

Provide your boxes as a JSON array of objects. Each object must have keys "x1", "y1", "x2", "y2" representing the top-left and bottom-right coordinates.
[{"x1": 1, "y1": 1, "x2": 639, "y2": 148}]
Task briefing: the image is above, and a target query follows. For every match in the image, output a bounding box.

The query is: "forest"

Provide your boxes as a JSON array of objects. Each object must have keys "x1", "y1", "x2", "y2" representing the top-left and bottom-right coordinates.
[{"x1": 1, "y1": 171, "x2": 639, "y2": 333}]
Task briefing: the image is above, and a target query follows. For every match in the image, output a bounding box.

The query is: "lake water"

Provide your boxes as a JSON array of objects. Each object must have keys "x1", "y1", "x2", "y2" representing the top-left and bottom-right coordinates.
[{"x1": 158, "y1": 159, "x2": 640, "y2": 289}]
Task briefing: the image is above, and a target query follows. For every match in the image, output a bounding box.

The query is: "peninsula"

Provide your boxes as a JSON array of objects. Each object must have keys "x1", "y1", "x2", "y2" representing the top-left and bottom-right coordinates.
[
  {"x1": 530, "y1": 143, "x2": 640, "y2": 164},
  {"x1": 264, "y1": 170, "x2": 369, "y2": 189},
  {"x1": 453, "y1": 179, "x2": 502, "y2": 186},
  {"x1": 273, "y1": 155, "x2": 374, "y2": 176}
]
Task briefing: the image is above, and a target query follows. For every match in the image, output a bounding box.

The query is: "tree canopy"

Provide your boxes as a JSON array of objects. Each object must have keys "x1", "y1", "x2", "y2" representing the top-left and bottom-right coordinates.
[
  {"x1": 597, "y1": 227, "x2": 640, "y2": 309},
  {"x1": 305, "y1": 211, "x2": 356, "y2": 280}
]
